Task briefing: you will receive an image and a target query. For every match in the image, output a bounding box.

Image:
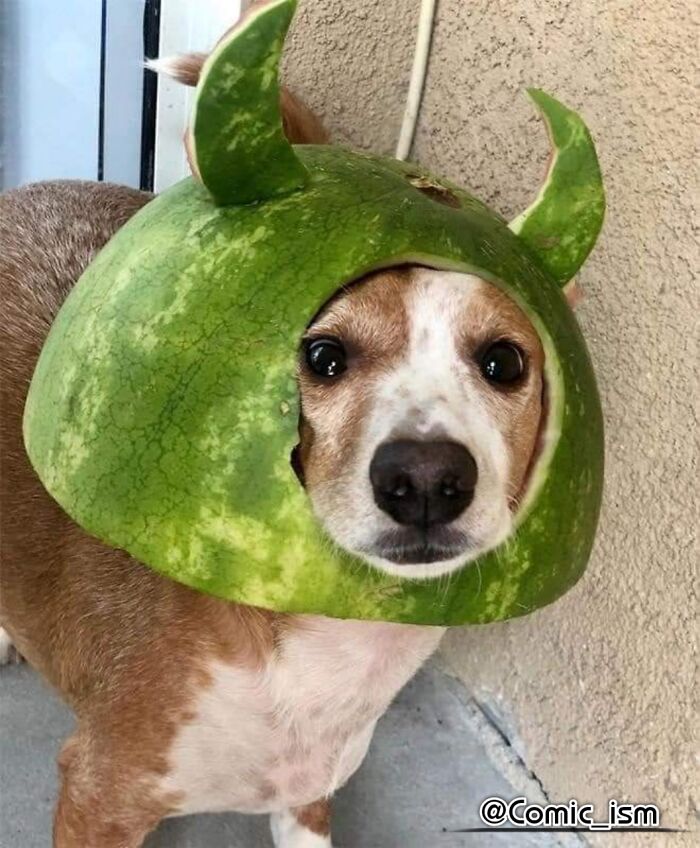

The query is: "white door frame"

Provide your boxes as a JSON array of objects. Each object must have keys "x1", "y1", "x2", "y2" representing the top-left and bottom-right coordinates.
[{"x1": 0, "y1": 0, "x2": 242, "y2": 192}]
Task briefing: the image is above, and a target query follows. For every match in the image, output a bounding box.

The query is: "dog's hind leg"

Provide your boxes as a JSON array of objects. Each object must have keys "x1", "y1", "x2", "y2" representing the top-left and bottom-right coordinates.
[{"x1": 271, "y1": 800, "x2": 333, "y2": 847}]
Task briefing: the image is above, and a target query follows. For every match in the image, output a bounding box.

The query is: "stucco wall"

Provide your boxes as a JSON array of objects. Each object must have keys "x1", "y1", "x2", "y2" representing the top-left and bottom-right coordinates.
[{"x1": 285, "y1": 0, "x2": 698, "y2": 841}]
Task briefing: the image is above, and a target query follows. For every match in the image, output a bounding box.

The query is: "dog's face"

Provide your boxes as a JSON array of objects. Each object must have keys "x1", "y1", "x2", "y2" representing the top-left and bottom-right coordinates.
[{"x1": 295, "y1": 267, "x2": 545, "y2": 578}]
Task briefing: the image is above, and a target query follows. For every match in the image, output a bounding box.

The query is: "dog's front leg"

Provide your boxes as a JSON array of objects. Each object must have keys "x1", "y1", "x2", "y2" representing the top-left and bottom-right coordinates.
[
  {"x1": 0, "y1": 626, "x2": 22, "y2": 664},
  {"x1": 53, "y1": 736, "x2": 165, "y2": 848},
  {"x1": 53, "y1": 785, "x2": 157, "y2": 848},
  {"x1": 270, "y1": 799, "x2": 333, "y2": 847}
]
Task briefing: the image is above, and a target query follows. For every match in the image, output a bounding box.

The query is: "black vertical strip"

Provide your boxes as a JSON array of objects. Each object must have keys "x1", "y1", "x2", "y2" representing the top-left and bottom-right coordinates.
[
  {"x1": 140, "y1": 0, "x2": 161, "y2": 192},
  {"x1": 97, "y1": 0, "x2": 107, "y2": 180}
]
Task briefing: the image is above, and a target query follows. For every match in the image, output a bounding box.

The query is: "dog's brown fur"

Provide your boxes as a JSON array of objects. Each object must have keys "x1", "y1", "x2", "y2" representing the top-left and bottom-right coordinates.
[
  {"x1": 456, "y1": 283, "x2": 545, "y2": 504},
  {"x1": 0, "y1": 98, "x2": 330, "y2": 847},
  {"x1": 297, "y1": 269, "x2": 413, "y2": 489}
]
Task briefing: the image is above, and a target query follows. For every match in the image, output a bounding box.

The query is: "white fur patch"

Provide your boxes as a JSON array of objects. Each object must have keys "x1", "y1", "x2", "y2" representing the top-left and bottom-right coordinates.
[{"x1": 159, "y1": 618, "x2": 443, "y2": 816}]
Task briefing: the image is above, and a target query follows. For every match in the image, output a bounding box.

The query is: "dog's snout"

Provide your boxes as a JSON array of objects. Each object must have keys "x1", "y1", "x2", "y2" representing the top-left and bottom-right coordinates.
[{"x1": 369, "y1": 440, "x2": 478, "y2": 527}]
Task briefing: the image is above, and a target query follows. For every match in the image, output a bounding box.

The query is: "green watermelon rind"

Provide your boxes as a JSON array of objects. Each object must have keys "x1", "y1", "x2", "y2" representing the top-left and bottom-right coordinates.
[
  {"x1": 509, "y1": 89, "x2": 605, "y2": 288},
  {"x1": 23, "y1": 146, "x2": 604, "y2": 626},
  {"x1": 190, "y1": 0, "x2": 309, "y2": 205}
]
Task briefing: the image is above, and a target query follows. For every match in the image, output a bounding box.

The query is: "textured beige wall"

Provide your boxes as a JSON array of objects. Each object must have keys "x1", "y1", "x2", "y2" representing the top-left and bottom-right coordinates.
[
  {"x1": 285, "y1": 0, "x2": 698, "y2": 841},
  {"x1": 284, "y1": 0, "x2": 419, "y2": 154}
]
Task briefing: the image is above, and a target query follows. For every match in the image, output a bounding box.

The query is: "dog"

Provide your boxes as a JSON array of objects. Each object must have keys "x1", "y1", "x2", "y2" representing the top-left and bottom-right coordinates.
[{"x1": 0, "y1": 55, "x2": 555, "y2": 848}]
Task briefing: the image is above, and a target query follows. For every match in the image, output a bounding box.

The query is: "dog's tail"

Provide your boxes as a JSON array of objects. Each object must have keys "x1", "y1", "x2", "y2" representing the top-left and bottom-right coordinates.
[
  {"x1": 146, "y1": 53, "x2": 207, "y2": 87},
  {"x1": 146, "y1": 52, "x2": 329, "y2": 145}
]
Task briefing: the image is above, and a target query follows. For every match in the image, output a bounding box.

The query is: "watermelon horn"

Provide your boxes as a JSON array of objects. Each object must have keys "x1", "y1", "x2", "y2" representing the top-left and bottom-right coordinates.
[
  {"x1": 187, "y1": 0, "x2": 309, "y2": 205},
  {"x1": 509, "y1": 89, "x2": 605, "y2": 289}
]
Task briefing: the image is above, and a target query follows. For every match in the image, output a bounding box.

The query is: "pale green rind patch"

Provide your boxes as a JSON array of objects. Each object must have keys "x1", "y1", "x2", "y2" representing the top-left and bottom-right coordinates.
[
  {"x1": 191, "y1": 0, "x2": 308, "y2": 205},
  {"x1": 509, "y1": 89, "x2": 605, "y2": 287}
]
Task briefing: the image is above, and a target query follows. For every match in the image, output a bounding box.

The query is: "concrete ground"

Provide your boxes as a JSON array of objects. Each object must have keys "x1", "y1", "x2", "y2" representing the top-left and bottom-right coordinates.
[{"x1": 0, "y1": 661, "x2": 563, "y2": 848}]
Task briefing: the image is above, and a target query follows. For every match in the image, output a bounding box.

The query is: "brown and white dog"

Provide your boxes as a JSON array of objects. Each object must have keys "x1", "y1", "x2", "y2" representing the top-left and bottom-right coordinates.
[{"x1": 0, "y1": 58, "x2": 553, "y2": 848}]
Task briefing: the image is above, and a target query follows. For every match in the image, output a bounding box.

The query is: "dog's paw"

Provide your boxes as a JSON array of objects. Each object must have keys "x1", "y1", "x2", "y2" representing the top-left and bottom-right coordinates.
[
  {"x1": 0, "y1": 627, "x2": 23, "y2": 665},
  {"x1": 270, "y1": 810, "x2": 333, "y2": 848}
]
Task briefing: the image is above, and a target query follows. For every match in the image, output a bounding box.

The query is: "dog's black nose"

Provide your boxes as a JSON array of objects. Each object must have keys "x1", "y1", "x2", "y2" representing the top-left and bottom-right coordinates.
[{"x1": 369, "y1": 440, "x2": 478, "y2": 527}]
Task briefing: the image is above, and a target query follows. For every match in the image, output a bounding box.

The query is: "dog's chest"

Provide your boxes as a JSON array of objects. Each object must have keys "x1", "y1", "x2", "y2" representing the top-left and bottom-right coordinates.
[{"x1": 161, "y1": 617, "x2": 443, "y2": 815}]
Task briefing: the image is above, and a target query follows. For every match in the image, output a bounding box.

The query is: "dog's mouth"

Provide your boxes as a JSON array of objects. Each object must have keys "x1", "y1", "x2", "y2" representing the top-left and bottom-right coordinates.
[{"x1": 367, "y1": 527, "x2": 471, "y2": 565}]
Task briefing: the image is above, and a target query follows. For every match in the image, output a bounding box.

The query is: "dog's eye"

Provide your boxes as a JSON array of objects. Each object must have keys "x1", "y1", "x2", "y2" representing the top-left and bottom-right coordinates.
[
  {"x1": 479, "y1": 341, "x2": 525, "y2": 385},
  {"x1": 306, "y1": 338, "x2": 347, "y2": 378}
]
